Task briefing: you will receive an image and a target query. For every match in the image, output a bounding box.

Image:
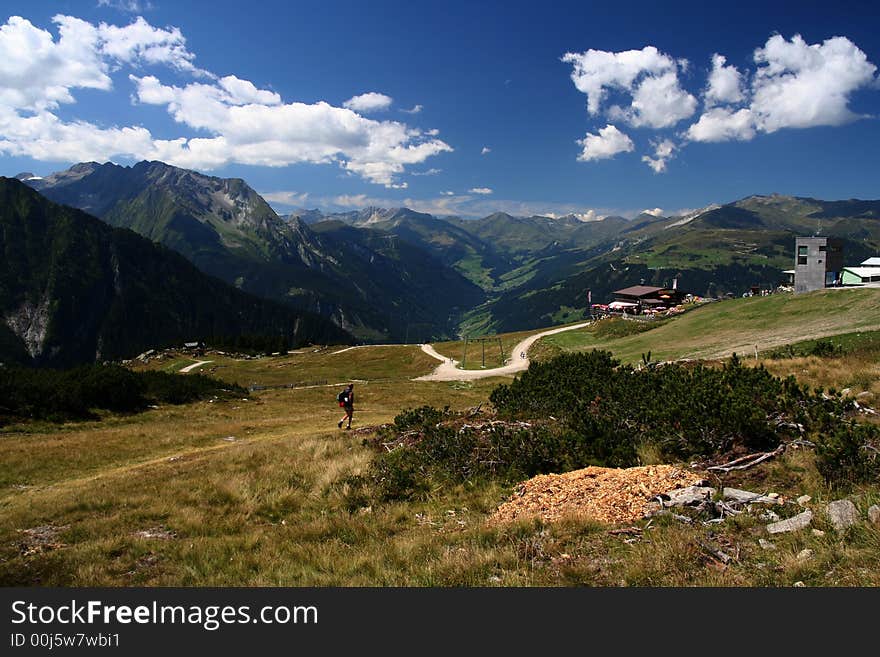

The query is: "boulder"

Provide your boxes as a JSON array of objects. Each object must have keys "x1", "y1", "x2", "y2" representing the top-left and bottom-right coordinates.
[
  {"x1": 661, "y1": 486, "x2": 715, "y2": 507},
  {"x1": 826, "y1": 499, "x2": 859, "y2": 531},
  {"x1": 868, "y1": 505, "x2": 880, "y2": 527},
  {"x1": 767, "y1": 510, "x2": 813, "y2": 534},
  {"x1": 723, "y1": 487, "x2": 779, "y2": 504}
]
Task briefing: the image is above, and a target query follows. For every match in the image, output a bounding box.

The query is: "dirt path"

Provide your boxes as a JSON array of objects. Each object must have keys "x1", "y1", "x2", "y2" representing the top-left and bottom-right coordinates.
[
  {"x1": 179, "y1": 360, "x2": 212, "y2": 373},
  {"x1": 415, "y1": 322, "x2": 591, "y2": 381}
]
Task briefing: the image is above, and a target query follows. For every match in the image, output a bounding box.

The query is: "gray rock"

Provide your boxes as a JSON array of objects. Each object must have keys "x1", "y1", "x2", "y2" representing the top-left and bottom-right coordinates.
[
  {"x1": 812, "y1": 529, "x2": 826, "y2": 537},
  {"x1": 868, "y1": 505, "x2": 880, "y2": 527},
  {"x1": 826, "y1": 499, "x2": 859, "y2": 531},
  {"x1": 723, "y1": 487, "x2": 779, "y2": 504},
  {"x1": 758, "y1": 539, "x2": 777, "y2": 550},
  {"x1": 796, "y1": 548, "x2": 814, "y2": 561},
  {"x1": 662, "y1": 486, "x2": 716, "y2": 507},
  {"x1": 797, "y1": 495, "x2": 812, "y2": 506},
  {"x1": 793, "y1": 581, "x2": 806, "y2": 587},
  {"x1": 767, "y1": 510, "x2": 813, "y2": 534}
]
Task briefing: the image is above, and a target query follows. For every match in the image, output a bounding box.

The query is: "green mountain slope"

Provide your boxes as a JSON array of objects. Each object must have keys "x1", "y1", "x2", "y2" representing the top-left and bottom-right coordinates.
[
  {"x1": 0, "y1": 178, "x2": 351, "y2": 367},
  {"x1": 28, "y1": 162, "x2": 483, "y2": 342},
  {"x1": 465, "y1": 195, "x2": 880, "y2": 334}
]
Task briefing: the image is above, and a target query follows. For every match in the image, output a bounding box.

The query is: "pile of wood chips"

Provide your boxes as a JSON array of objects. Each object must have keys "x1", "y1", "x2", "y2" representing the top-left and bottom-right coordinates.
[{"x1": 490, "y1": 465, "x2": 706, "y2": 525}]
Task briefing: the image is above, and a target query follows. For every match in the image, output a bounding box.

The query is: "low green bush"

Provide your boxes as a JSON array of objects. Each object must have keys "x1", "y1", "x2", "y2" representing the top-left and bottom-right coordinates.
[
  {"x1": 0, "y1": 364, "x2": 245, "y2": 424},
  {"x1": 815, "y1": 421, "x2": 880, "y2": 488},
  {"x1": 352, "y1": 350, "x2": 868, "y2": 502}
]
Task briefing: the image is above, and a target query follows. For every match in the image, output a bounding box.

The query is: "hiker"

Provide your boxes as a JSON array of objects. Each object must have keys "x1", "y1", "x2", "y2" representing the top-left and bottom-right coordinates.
[{"x1": 337, "y1": 383, "x2": 354, "y2": 429}]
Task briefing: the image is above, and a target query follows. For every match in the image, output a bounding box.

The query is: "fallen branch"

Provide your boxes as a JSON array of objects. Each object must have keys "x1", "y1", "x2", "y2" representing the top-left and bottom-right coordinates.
[
  {"x1": 707, "y1": 445, "x2": 785, "y2": 473},
  {"x1": 608, "y1": 527, "x2": 642, "y2": 536},
  {"x1": 697, "y1": 540, "x2": 734, "y2": 564}
]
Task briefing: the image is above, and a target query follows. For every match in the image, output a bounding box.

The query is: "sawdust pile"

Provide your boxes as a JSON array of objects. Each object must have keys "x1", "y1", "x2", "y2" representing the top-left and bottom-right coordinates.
[{"x1": 490, "y1": 465, "x2": 705, "y2": 525}]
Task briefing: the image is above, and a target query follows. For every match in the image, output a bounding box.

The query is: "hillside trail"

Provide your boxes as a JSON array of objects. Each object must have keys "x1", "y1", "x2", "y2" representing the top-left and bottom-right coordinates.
[
  {"x1": 179, "y1": 360, "x2": 212, "y2": 373},
  {"x1": 415, "y1": 321, "x2": 591, "y2": 381}
]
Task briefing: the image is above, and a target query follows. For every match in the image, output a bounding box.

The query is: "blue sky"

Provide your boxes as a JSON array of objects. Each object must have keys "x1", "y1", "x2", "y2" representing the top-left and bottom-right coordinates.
[{"x1": 1, "y1": 0, "x2": 878, "y2": 218}]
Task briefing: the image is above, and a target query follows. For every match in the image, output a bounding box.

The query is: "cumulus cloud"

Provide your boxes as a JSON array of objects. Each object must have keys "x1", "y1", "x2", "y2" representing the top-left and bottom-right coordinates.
[
  {"x1": 401, "y1": 104, "x2": 422, "y2": 114},
  {"x1": 685, "y1": 107, "x2": 755, "y2": 142},
  {"x1": 469, "y1": 187, "x2": 493, "y2": 194},
  {"x1": 0, "y1": 14, "x2": 202, "y2": 113},
  {"x1": 751, "y1": 34, "x2": 876, "y2": 132},
  {"x1": 564, "y1": 35, "x2": 877, "y2": 169},
  {"x1": 481, "y1": 146, "x2": 491, "y2": 155},
  {"x1": 576, "y1": 124, "x2": 634, "y2": 162},
  {"x1": 410, "y1": 168, "x2": 442, "y2": 176},
  {"x1": 641, "y1": 139, "x2": 676, "y2": 173},
  {"x1": 705, "y1": 54, "x2": 745, "y2": 106},
  {"x1": 687, "y1": 35, "x2": 877, "y2": 143},
  {"x1": 563, "y1": 46, "x2": 696, "y2": 129},
  {"x1": 343, "y1": 92, "x2": 393, "y2": 113},
  {"x1": 0, "y1": 15, "x2": 451, "y2": 187}
]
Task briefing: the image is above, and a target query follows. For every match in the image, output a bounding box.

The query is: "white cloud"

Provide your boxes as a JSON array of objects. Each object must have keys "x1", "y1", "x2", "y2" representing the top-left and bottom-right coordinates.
[
  {"x1": 411, "y1": 168, "x2": 441, "y2": 176},
  {"x1": 641, "y1": 207, "x2": 665, "y2": 217},
  {"x1": 0, "y1": 15, "x2": 451, "y2": 187},
  {"x1": 751, "y1": 34, "x2": 877, "y2": 132},
  {"x1": 0, "y1": 14, "x2": 203, "y2": 113},
  {"x1": 705, "y1": 54, "x2": 745, "y2": 106},
  {"x1": 469, "y1": 187, "x2": 493, "y2": 194},
  {"x1": 576, "y1": 124, "x2": 634, "y2": 162},
  {"x1": 687, "y1": 35, "x2": 876, "y2": 143},
  {"x1": 640, "y1": 139, "x2": 676, "y2": 173},
  {"x1": 260, "y1": 190, "x2": 310, "y2": 206},
  {"x1": 609, "y1": 71, "x2": 697, "y2": 129},
  {"x1": 343, "y1": 92, "x2": 393, "y2": 113},
  {"x1": 401, "y1": 104, "x2": 422, "y2": 114},
  {"x1": 481, "y1": 146, "x2": 491, "y2": 155},
  {"x1": 685, "y1": 107, "x2": 755, "y2": 142},
  {"x1": 562, "y1": 46, "x2": 696, "y2": 128},
  {"x1": 97, "y1": 1, "x2": 155, "y2": 12},
  {"x1": 441, "y1": 190, "x2": 455, "y2": 196}
]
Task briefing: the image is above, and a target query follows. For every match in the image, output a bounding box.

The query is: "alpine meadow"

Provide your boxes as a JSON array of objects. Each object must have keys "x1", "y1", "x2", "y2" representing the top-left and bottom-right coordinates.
[{"x1": 1, "y1": 0, "x2": 879, "y2": 601}]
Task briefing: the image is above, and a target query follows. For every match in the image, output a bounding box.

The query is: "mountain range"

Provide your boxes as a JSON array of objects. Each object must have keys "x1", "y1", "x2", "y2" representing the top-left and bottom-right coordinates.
[
  {"x1": 23, "y1": 161, "x2": 483, "y2": 343},
  {"x1": 0, "y1": 178, "x2": 351, "y2": 367},
  {"x1": 14, "y1": 160, "x2": 880, "y2": 348}
]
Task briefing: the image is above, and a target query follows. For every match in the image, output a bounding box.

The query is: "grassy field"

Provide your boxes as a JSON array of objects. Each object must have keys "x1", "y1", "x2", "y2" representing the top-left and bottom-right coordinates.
[
  {"x1": 2, "y1": 288, "x2": 879, "y2": 586},
  {"x1": 536, "y1": 288, "x2": 880, "y2": 365}
]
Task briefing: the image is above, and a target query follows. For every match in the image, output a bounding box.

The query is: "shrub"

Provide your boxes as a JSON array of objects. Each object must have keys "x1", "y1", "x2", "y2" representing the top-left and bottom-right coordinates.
[
  {"x1": 351, "y1": 350, "x2": 873, "y2": 504},
  {"x1": 0, "y1": 364, "x2": 244, "y2": 425},
  {"x1": 815, "y1": 421, "x2": 880, "y2": 488}
]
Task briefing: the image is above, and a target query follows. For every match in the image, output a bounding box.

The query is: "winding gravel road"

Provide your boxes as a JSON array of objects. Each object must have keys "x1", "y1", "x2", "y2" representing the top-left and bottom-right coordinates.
[{"x1": 414, "y1": 322, "x2": 590, "y2": 381}]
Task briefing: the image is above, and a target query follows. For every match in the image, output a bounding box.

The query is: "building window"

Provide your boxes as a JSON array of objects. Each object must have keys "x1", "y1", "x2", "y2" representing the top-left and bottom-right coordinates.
[
  {"x1": 798, "y1": 246, "x2": 808, "y2": 255},
  {"x1": 798, "y1": 256, "x2": 808, "y2": 265},
  {"x1": 819, "y1": 245, "x2": 827, "y2": 252}
]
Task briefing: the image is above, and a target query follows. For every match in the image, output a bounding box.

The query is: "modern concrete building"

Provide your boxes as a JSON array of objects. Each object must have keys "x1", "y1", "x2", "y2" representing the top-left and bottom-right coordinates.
[{"x1": 794, "y1": 236, "x2": 844, "y2": 293}]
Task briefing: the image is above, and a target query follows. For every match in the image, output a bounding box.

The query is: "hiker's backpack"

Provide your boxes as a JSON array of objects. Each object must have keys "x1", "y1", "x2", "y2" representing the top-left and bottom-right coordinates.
[{"x1": 337, "y1": 390, "x2": 347, "y2": 406}]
